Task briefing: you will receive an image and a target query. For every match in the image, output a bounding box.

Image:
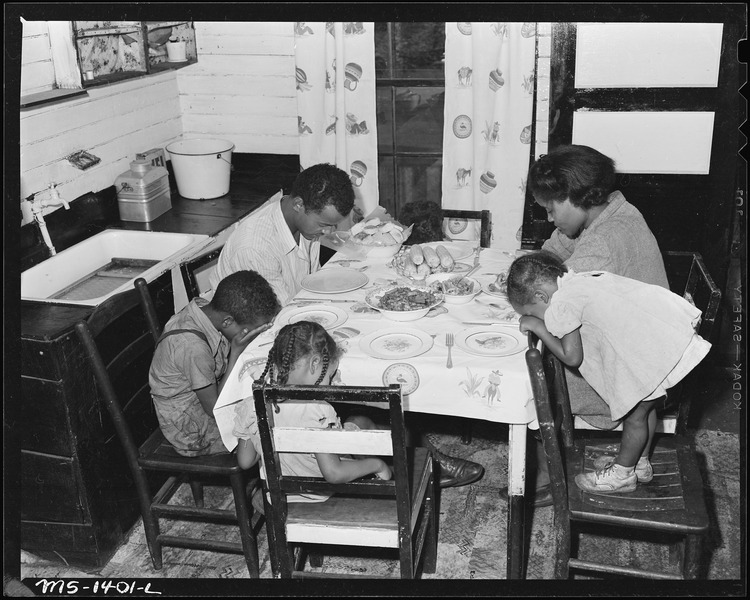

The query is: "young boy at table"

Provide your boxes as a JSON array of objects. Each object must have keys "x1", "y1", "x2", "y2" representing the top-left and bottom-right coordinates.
[
  {"x1": 149, "y1": 270, "x2": 280, "y2": 457},
  {"x1": 506, "y1": 251, "x2": 711, "y2": 493},
  {"x1": 233, "y1": 321, "x2": 391, "y2": 503}
]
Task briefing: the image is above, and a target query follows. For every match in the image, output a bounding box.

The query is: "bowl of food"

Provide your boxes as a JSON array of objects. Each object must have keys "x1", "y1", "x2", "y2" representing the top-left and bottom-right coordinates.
[
  {"x1": 426, "y1": 273, "x2": 481, "y2": 305},
  {"x1": 349, "y1": 217, "x2": 410, "y2": 259},
  {"x1": 365, "y1": 283, "x2": 443, "y2": 321}
]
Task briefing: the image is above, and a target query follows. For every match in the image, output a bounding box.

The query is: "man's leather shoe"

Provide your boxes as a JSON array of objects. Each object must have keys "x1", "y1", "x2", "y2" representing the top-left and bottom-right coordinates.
[
  {"x1": 498, "y1": 484, "x2": 553, "y2": 508},
  {"x1": 433, "y1": 451, "x2": 485, "y2": 488}
]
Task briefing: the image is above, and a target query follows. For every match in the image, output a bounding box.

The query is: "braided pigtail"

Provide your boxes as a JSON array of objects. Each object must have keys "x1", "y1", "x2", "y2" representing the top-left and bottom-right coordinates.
[{"x1": 314, "y1": 343, "x2": 330, "y2": 385}]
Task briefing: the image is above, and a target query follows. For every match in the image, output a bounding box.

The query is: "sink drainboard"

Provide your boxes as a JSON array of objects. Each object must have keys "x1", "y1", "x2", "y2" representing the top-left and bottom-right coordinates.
[{"x1": 50, "y1": 258, "x2": 160, "y2": 302}]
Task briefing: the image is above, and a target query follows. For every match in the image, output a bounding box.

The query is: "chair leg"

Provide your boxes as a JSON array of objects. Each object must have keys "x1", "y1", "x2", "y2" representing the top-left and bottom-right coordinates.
[
  {"x1": 189, "y1": 479, "x2": 204, "y2": 508},
  {"x1": 682, "y1": 534, "x2": 703, "y2": 579},
  {"x1": 421, "y1": 474, "x2": 438, "y2": 574},
  {"x1": 132, "y1": 467, "x2": 163, "y2": 569},
  {"x1": 229, "y1": 471, "x2": 260, "y2": 578}
]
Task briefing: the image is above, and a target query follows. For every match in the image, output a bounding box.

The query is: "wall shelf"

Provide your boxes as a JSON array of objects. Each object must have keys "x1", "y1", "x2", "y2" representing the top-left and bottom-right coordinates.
[{"x1": 73, "y1": 21, "x2": 197, "y2": 88}]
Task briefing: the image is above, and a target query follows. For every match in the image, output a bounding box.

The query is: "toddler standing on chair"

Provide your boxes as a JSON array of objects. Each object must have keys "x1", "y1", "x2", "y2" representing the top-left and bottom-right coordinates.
[{"x1": 506, "y1": 251, "x2": 711, "y2": 493}]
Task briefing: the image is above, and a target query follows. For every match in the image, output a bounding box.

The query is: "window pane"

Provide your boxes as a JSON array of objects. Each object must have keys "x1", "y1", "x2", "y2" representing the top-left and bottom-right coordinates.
[
  {"x1": 376, "y1": 87, "x2": 393, "y2": 153},
  {"x1": 374, "y1": 22, "x2": 390, "y2": 76},
  {"x1": 378, "y1": 156, "x2": 396, "y2": 217},
  {"x1": 392, "y1": 23, "x2": 445, "y2": 79},
  {"x1": 394, "y1": 86, "x2": 444, "y2": 152}
]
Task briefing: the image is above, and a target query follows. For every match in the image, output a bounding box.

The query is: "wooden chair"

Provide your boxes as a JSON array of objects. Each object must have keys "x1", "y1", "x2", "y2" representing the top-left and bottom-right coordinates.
[
  {"x1": 526, "y1": 332, "x2": 710, "y2": 579},
  {"x1": 442, "y1": 209, "x2": 492, "y2": 444},
  {"x1": 180, "y1": 247, "x2": 223, "y2": 301},
  {"x1": 441, "y1": 208, "x2": 492, "y2": 249},
  {"x1": 74, "y1": 277, "x2": 262, "y2": 577},
  {"x1": 573, "y1": 251, "x2": 722, "y2": 435},
  {"x1": 253, "y1": 382, "x2": 438, "y2": 579}
]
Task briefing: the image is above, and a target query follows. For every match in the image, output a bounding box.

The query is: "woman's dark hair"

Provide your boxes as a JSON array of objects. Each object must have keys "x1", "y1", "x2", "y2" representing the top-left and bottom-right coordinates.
[
  {"x1": 507, "y1": 251, "x2": 568, "y2": 306},
  {"x1": 291, "y1": 163, "x2": 355, "y2": 217},
  {"x1": 256, "y1": 321, "x2": 342, "y2": 386},
  {"x1": 527, "y1": 145, "x2": 616, "y2": 209},
  {"x1": 399, "y1": 200, "x2": 444, "y2": 244},
  {"x1": 212, "y1": 270, "x2": 280, "y2": 324}
]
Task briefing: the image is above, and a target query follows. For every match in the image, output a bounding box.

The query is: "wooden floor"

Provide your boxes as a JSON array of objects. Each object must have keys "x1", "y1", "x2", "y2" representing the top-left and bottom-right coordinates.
[{"x1": 18, "y1": 413, "x2": 741, "y2": 595}]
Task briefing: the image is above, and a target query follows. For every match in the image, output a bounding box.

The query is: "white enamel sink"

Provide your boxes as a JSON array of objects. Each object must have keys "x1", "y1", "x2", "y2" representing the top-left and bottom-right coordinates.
[{"x1": 22, "y1": 229, "x2": 212, "y2": 306}]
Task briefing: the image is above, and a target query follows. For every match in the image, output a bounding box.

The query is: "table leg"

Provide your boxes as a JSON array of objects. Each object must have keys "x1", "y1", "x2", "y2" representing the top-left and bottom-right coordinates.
[{"x1": 506, "y1": 423, "x2": 527, "y2": 579}]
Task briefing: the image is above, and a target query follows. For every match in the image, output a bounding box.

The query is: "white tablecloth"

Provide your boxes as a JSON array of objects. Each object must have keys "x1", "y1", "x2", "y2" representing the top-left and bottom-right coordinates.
[{"x1": 214, "y1": 242, "x2": 536, "y2": 453}]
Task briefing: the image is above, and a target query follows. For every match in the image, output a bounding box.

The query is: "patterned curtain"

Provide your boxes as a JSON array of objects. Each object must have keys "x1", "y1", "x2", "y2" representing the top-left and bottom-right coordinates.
[
  {"x1": 294, "y1": 22, "x2": 379, "y2": 223},
  {"x1": 442, "y1": 22, "x2": 537, "y2": 251}
]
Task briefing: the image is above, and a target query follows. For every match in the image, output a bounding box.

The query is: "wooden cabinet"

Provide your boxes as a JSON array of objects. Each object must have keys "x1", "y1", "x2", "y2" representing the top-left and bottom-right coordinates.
[
  {"x1": 73, "y1": 21, "x2": 197, "y2": 88},
  {"x1": 20, "y1": 274, "x2": 174, "y2": 567}
]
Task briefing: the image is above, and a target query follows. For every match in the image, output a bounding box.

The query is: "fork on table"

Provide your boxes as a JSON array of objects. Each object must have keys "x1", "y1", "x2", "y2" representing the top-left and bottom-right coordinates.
[{"x1": 445, "y1": 332, "x2": 454, "y2": 369}]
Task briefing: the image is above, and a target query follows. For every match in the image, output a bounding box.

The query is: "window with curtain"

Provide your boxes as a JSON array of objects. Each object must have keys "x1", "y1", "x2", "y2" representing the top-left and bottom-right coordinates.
[{"x1": 375, "y1": 22, "x2": 445, "y2": 221}]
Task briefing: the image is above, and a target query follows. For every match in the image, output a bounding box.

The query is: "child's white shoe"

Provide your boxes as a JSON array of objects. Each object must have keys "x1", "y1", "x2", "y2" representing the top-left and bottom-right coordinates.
[
  {"x1": 593, "y1": 455, "x2": 654, "y2": 483},
  {"x1": 575, "y1": 463, "x2": 637, "y2": 493}
]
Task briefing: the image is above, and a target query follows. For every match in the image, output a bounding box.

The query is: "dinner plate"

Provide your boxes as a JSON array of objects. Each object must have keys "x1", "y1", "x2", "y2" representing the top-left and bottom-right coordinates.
[
  {"x1": 420, "y1": 241, "x2": 475, "y2": 262},
  {"x1": 454, "y1": 326, "x2": 526, "y2": 357},
  {"x1": 300, "y1": 268, "x2": 369, "y2": 294},
  {"x1": 277, "y1": 305, "x2": 348, "y2": 330},
  {"x1": 358, "y1": 328, "x2": 434, "y2": 360},
  {"x1": 481, "y1": 279, "x2": 509, "y2": 298}
]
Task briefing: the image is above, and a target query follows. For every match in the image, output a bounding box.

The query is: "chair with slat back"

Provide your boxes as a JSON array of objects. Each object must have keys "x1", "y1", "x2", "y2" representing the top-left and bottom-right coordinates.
[
  {"x1": 442, "y1": 209, "x2": 492, "y2": 444},
  {"x1": 75, "y1": 277, "x2": 262, "y2": 577},
  {"x1": 180, "y1": 247, "x2": 223, "y2": 301},
  {"x1": 526, "y1": 332, "x2": 710, "y2": 580},
  {"x1": 441, "y1": 208, "x2": 492, "y2": 249},
  {"x1": 573, "y1": 251, "x2": 721, "y2": 435},
  {"x1": 253, "y1": 382, "x2": 438, "y2": 579}
]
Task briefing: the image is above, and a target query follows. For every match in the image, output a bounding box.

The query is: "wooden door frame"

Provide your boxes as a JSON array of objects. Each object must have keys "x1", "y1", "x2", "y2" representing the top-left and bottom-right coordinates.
[{"x1": 524, "y1": 10, "x2": 745, "y2": 298}]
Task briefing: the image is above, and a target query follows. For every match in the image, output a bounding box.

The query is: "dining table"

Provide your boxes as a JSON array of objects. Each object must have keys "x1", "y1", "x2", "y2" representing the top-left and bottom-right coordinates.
[{"x1": 213, "y1": 239, "x2": 538, "y2": 579}]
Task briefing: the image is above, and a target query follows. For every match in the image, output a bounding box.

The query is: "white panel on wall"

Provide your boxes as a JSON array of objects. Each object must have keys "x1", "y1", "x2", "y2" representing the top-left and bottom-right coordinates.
[
  {"x1": 572, "y1": 111, "x2": 715, "y2": 174},
  {"x1": 575, "y1": 23, "x2": 723, "y2": 88}
]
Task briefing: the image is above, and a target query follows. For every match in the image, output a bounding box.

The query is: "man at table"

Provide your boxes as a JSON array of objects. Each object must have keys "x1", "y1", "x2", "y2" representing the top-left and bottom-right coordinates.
[
  {"x1": 212, "y1": 163, "x2": 484, "y2": 488},
  {"x1": 210, "y1": 163, "x2": 355, "y2": 306}
]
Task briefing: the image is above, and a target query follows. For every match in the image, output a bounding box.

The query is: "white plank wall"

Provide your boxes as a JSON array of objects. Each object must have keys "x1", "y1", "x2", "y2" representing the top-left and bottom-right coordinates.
[
  {"x1": 20, "y1": 72, "x2": 183, "y2": 225},
  {"x1": 176, "y1": 21, "x2": 298, "y2": 155},
  {"x1": 20, "y1": 21, "x2": 300, "y2": 225}
]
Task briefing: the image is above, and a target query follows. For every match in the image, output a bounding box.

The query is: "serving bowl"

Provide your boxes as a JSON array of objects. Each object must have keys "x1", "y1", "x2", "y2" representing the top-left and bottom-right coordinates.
[
  {"x1": 364, "y1": 242, "x2": 403, "y2": 259},
  {"x1": 425, "y1": 273, "x2": 481, "y2": 305},
  {"x1": 365, "y1": 283, "x2": 443, "y2": 321}
]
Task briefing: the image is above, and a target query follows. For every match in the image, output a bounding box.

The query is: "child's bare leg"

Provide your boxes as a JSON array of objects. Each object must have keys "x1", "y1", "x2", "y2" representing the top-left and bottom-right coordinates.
[
  {"x1": 617, "y1": 400, "x2": 657, "y2": 467},
  {"x1": 642, "y1": 401, "x2": 658, "y2": 460}
]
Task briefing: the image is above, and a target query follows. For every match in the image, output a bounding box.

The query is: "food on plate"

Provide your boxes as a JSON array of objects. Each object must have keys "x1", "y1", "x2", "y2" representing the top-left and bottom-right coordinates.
[
  {"x1": 390, "y1": 243, "x2": 457, "y2": 280},
  {"x1": 350, "y1": 217, "x2": 406, "y2": 246},
  {"x1": 429, "y1": 275, "x2": 475, "y2": 296},
  {"x1": 409, "y1": 244, "x2": 424, "y2": 265},
  {"x1": 422, "y1": 244, "x2": 440, "y2": 269},
  {"x1": 435, "y1": 245, "x2": 454, "y2": 270},
  {"x1": 491, "y1": 271, "x2": 508, "y2": 294},
  {"x1": 378, "y1": 286, "x2": 440, "y2": 311}
]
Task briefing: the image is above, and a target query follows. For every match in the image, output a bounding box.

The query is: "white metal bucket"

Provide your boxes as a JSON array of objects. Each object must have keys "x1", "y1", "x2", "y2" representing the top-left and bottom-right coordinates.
[{"x1": 166, "y1": 138, "x2": 235, "y2": 200}]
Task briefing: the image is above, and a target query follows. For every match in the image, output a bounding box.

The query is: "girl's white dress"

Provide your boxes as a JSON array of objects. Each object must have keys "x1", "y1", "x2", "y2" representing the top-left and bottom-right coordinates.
[{"x1": 544, "y1": 270, "x2": 711, "y2": 421}]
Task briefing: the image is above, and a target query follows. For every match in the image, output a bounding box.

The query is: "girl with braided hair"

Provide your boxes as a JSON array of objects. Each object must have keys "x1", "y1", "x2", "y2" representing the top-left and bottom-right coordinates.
[
  {"x1": 506, "y1": 251, "x2": 711, "y2": 494},
  {"x1": 233, "y1": 321, "x2": 391, "y2": 502}
]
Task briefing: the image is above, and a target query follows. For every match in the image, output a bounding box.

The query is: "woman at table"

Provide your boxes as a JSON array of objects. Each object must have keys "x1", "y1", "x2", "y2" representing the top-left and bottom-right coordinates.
[{"x1": 515, "y1": 144, "x2": 669, "y2": 507}]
